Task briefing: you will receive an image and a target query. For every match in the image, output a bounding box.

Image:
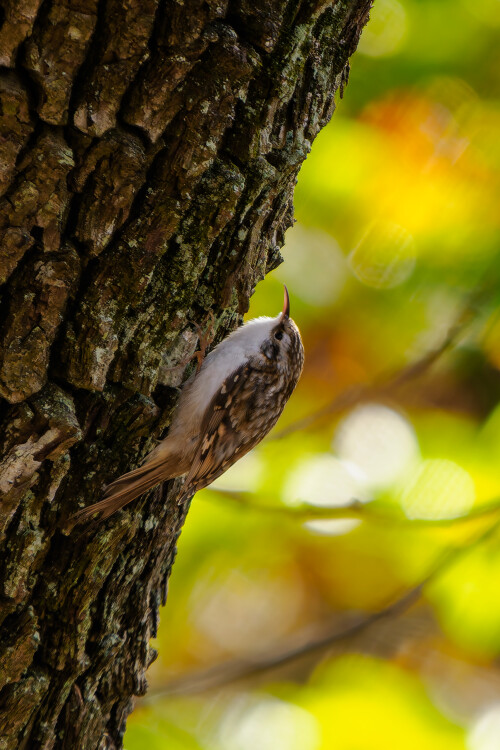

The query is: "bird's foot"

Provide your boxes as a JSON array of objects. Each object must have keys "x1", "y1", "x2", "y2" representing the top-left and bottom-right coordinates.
[
  {"x1": 163, "y1": 311, "x2": 216, "y2": 375},
  {"x1": 192, "y1": 310, "x2": 215, "y2": 373}
]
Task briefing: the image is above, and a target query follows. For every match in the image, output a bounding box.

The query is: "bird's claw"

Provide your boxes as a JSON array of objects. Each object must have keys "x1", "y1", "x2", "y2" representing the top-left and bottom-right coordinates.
[
  {"x1": 193, "y1": 310, "x2": 215, "y2": 373},
  {"x1": 163, "y1": 311, "x2": 216, "y2": 375}
]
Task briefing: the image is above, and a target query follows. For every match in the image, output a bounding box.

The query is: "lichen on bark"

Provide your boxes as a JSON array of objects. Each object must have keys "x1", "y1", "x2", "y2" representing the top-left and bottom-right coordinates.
[{"x1": 0, "y1": 0, "x2": 371, "y2": 747}]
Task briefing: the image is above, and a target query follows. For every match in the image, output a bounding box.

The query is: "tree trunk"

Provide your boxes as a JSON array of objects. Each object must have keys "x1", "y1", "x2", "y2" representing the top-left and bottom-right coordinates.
[{"x1": 0, "y1": 0, "x2": 371, "y2": 746}]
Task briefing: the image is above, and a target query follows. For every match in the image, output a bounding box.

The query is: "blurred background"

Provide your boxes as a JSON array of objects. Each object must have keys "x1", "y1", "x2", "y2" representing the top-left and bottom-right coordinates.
[{"x1": 126, "y1": 1, "x2": 500, "y2": 747}]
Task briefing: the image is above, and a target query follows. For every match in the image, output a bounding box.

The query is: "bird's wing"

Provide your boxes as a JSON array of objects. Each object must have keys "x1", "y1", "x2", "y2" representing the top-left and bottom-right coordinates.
[{"x1": 180, "y1": 360, "x2": 270, "y2": 499}]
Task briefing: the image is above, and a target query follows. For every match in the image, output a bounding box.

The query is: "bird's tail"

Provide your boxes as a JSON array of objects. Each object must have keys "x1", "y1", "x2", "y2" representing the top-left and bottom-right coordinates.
[{"x1": 71, "y1": 452, "x2": 182, "y2": 523}]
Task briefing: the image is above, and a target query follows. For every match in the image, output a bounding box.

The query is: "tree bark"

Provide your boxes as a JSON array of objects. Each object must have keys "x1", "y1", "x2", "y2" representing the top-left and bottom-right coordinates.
[{"x1": 0, "y1": 0, "x2": 371, "y2": 746}]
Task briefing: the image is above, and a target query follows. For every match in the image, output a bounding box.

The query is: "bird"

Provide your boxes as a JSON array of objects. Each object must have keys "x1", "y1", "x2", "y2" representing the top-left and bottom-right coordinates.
[{"x1": 73, "y1": 286, "x2": 304, "y2": 522}]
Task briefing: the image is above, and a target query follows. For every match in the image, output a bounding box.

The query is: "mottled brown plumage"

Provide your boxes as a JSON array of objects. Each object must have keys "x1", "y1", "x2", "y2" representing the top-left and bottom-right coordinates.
[{"x1": 73, "y1": 287, "x2": 304, "y2": 521}]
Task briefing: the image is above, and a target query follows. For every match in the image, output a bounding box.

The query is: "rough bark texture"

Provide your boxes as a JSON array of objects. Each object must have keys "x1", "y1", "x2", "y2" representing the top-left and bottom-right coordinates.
[{"x1": 0, "y1": 0, "x2": 371, "y2": 746}]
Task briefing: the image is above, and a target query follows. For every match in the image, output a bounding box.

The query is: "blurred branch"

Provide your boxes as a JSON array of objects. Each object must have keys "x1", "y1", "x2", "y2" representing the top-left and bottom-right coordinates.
[
  {"x1": 143, "y1": 585, "x2": 423, "y2": 701},
  {"x1": 143, "y1": 516, "x2": 500, "y2": 701},
  {"x1": 273, "y1": 302, "x2": 475, "y2": 439},
  {"x1": 206, "y1": 488, "x2": 500, "y2": 528}
]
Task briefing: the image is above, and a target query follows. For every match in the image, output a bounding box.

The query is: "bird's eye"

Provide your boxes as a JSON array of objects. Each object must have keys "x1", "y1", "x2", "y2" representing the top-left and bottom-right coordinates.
[{"x1": 275, "y1": 331, "x2": 283, "y2": 341}]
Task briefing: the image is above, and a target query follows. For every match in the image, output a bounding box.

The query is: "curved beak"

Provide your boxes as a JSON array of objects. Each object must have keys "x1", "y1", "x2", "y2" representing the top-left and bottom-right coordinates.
[{"x1": 280, "y1": 285, "x2": 290, "y2": 320}]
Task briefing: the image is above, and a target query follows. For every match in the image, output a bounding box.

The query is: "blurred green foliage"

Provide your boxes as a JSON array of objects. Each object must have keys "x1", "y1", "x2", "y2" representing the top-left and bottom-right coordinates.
[{"x1": 126, "y1": 1, "x2": 500, "y2": 747}]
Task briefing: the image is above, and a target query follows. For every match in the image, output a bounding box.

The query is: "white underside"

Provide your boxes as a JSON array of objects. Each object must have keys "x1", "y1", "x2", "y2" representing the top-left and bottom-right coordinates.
[{"x1": 158, "y1": 316, "x2": 281, "y2": 452}]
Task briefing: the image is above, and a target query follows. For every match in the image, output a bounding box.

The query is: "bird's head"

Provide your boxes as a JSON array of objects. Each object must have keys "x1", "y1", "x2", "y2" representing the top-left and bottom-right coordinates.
[
  {"x1": 233, "y1": 286, "x2": 304, "y2": 385},
  {"x1": 210, "y1": 286, "x2": 304, "y2": 387},
  {"x1": 258, "y1": 285, "x2": 302, "y2": 367}
]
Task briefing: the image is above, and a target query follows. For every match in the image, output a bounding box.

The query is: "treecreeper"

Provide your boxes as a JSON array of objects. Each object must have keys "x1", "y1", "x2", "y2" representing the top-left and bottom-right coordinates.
[{"x1": 73, "y1": 286, "x2": 304, "y2": 522}]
